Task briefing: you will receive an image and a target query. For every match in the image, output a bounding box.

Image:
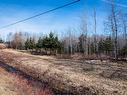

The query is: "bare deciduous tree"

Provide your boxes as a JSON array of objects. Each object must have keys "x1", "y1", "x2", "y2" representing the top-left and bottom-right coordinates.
[
  {"x1": 93, "y1": 8, "x2": 98, "y2": 55},
  {"x1": 80, "y1": 13, "x2": 88, "y2": 56},
  {"x1": 107, "y1": 0, "x2": 120, "y2": 59}
]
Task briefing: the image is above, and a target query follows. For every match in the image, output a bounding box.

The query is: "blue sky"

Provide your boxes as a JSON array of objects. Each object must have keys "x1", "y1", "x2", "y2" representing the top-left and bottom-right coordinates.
[{"x1": 0, "y1": 0, "x2": 127, "y2": 40}]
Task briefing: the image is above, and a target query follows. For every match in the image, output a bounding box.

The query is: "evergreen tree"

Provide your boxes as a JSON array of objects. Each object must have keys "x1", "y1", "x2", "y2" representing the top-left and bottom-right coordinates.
[
  {"x1": 98, "y1": 37, "x2": 113, "y2": 55},
  {"x1": 36, "y1": 37, "x2": 43, "y2": 49},
  {"x1": 120, "y1": 44, "x2": 127, "y2": 57},
  {"x1": 42, "y1": 32, "x2": 61, "y2": 54},
  {"x1": 103, "y1": 37, "x2": 113, "y2": 54},
  {"x1": 25, "y1": 38, "x2": 30, "y2": 50},
  {"x1": 25, "y1": 37, "x2": 36, "y2": 50},
  {"x1": 98, "y1": 39, "x2": 105, "y2": 53}
]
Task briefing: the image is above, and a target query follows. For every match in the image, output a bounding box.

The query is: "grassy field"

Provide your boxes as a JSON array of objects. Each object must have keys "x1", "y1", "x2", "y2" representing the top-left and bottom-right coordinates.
[{"x1": 0, "y1": 49, "x2": 127, "y2": 95}]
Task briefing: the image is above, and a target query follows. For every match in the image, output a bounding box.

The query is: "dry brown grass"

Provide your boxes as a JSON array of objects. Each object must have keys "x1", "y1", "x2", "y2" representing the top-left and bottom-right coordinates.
[
  {"x1": 0, "y1": 66, "x2": 53, "y2": 95},
  {"x1": 0, "y1": 49, "x2": 127, "y2": 95}
]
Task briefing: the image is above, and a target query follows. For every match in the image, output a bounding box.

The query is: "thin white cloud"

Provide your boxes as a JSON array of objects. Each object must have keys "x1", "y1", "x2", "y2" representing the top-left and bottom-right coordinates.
[{"x1": 101, "y1": 0, "x2": 127, "y2": 8}]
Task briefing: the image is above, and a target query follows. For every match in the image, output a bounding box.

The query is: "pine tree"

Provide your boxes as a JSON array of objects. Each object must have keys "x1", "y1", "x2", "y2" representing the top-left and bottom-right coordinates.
[
  {"x1": 25, "y1": 38, "x2": 30, "y2": 50},
  {"x1": 36, "y1": 37, "x2": 43, "y2": 49}
]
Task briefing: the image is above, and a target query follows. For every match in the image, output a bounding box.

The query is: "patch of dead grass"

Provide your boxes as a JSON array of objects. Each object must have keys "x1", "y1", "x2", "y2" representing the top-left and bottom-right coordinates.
[
  {"x1": 0, "y1": 67, "x2": 53, "y2": 95},
  {"x1": 0, "y1": 49, "x2": 127, "y2": 95}
]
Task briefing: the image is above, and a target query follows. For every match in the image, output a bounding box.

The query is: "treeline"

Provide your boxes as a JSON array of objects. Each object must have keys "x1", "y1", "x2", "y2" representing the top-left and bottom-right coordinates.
[
  {"x1": 6, "y1": 32, "x2": 62, "y2": 55},
  {"x1": 5, "y1": 30, "x2": 127, "y2": 58}
]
